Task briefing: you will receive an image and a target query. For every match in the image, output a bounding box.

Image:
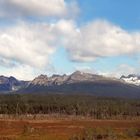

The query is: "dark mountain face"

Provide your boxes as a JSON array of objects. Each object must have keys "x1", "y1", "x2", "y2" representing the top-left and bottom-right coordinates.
[
  {"x1": 21, "y1": 71, "x2": 140, "y2": 98},
  {"x1": 1, "y1": 72, "x2": 140, "y2": 98},
  {"x1": 0, "y1": 76, "x2": 28, "y2": 92}
]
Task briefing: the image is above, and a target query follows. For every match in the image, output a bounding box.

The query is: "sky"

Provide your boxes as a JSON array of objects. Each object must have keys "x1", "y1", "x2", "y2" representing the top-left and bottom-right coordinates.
[{"x1": 0, "y1": 0, "x2": 140, "y2": 80}]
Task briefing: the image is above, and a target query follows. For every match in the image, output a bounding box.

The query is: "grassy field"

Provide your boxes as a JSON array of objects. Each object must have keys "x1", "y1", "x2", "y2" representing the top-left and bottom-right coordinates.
[
  {"x1": 0, "y1": 116, "x2": 139, "y2": 140},
  {"x1": 0, "y1": 95, "x2": 139, "y2": 139}
]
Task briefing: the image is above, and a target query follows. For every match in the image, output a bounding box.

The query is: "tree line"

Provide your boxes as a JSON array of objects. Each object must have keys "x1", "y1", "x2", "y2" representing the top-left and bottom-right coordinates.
[{"x1": 0, "y1": 94, "x2": 139, "y2": 119}]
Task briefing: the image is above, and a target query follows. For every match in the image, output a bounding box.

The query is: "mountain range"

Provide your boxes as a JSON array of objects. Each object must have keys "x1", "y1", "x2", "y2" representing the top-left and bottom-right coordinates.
[
  {"x1": 0, "y1": 76, "x2": 28, "y2": 93},
  {"x1": 0, "y1": 71, "x2": 140, "y2": 98}
]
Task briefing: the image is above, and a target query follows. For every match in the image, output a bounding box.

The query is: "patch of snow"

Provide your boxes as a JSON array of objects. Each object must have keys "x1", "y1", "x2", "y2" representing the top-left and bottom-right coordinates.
[{"x1": 121, "y1": 76, "x2": 140, "y2": 86}]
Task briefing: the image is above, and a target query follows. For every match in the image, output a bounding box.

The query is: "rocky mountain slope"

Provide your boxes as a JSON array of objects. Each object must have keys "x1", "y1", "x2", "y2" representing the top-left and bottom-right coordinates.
[
  {"x1": 31, "y1": 71, "x2": 109, "y2": 85},
  {"x1": 21, "y1": 71, "x2": 140, "y2": 98},
  {"x1": 1, "y1": 72, "x2": 140, "y2": 98},
  {"x1": 0, "y1": 76, "x2": 28, "y2": 92}
]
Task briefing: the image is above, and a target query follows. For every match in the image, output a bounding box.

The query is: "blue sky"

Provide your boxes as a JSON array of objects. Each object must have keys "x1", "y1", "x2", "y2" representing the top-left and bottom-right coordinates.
[
  {"x1": 77, "y1": 0, "x2": 140, "y2": 30},
  {"x1": 51, "y1": 0, "x2": 140, "y2": 76},
  {"x1": 0, "y1": 0, "x2": 140, "y2": 80}
]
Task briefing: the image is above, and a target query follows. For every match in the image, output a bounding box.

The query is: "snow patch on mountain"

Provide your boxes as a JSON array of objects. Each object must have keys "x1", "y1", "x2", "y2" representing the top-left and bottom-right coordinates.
[{"x1": 120, "y1": 74, "x2": 140, "y2": 86}]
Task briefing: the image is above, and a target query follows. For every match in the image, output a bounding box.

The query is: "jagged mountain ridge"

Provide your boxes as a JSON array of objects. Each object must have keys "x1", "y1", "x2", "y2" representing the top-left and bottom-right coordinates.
[
  {"x1": 1, "y1": 72, "x2": 140, "y2": 98},
  {"x1": 0, "y1": 76, "x2": 28, "y2": 92},
  {"x1": 30, "y1": 71, "x2": 119, "y2": 86},
  {"x1": 21, "y1": 71, "x2": 140, "y2": 98}
]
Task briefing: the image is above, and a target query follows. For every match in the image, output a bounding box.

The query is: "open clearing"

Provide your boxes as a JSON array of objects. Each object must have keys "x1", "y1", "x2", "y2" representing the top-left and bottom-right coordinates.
[{"x1": 0, "y1": 117, "x2": 140, "y2": 140}]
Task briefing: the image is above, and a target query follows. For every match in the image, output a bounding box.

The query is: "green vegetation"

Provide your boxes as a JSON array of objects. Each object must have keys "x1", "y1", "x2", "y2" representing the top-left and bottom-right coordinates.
[{"x1": 0, "y1": 94, "x2": 139, "y2": 119}]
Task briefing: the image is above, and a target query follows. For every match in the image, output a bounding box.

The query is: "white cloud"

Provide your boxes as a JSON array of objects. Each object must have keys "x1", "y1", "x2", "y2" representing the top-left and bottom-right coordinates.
[
  {"x1": 98, "y1": 64, "x2": 140, "y2": 78},
  {"x1": 0, "y1": 63, "x2": 57, "y2": 80},
  {"x1": 113, "y1": 64, "x2": 140, "y2": 77},
  {"x1": 0, "y1": 20, "x2": 76, "y2": 79},
  {"x1": 65, "y1": 20, "x2": 140, "y2": 62},
  {"x1": 0, "y1": 22, "x2": 58, "y2": 68},
  {"x1": 0, "y1": 0, "x2": 79, "y2": 18},
  {"x1": 1, "y1": 19, "x2": 140, "y2": 79},
  {"x1": 74, "y1": 66, "x2": 97, "y2": 74},
  {"x1": 0, "y1": 65, "x2": 35, "y2": 80}
]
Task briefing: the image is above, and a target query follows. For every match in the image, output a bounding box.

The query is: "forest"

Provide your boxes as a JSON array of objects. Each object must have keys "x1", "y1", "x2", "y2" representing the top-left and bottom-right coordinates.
[{"x1": 0, "y1": 94, "x2": 139, "y2": 119}]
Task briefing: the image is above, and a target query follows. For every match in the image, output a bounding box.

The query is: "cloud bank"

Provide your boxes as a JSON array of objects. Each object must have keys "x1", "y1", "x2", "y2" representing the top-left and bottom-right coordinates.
[
  {"x1": 0, "y1": 22, "x2": 57, "y2": 68},
  {"x1": 0, "y1": 0, "x2": 140, "y2": 79},
  {"x1": 0, "y1": 0, "x2": 79, "y2": 18},
  {"x1": 0, "y1": 19, "x2": 140, "y2": 79},
  {"x1": 65, "y1": 20, "x2": 140, "y2": 62}
]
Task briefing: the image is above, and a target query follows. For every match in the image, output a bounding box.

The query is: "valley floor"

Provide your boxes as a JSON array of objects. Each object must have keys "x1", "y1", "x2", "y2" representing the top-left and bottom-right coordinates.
[{"x1": 0, "y1": 116, "x2": 140, "y2": 140}]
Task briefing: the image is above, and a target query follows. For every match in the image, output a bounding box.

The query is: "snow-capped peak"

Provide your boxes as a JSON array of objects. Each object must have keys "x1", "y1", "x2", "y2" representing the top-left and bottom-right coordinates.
[{"x1": 120, "y1": 74, "x2": 140, "y2": 86}]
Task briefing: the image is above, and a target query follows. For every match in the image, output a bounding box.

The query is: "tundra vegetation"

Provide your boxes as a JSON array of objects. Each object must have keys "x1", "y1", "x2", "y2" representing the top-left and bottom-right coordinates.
[
  {"x1": 0, "y1": 94, "x2": 139, "y2": 140},
  {"x1": 69, "y1": 127, "x2": 140, "y2": 140}
]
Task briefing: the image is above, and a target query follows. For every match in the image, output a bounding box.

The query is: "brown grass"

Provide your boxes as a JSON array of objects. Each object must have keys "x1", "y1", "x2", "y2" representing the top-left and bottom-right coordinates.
[{"x1": 0, "y1": 116, "x2": 139, "y2": 140}]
